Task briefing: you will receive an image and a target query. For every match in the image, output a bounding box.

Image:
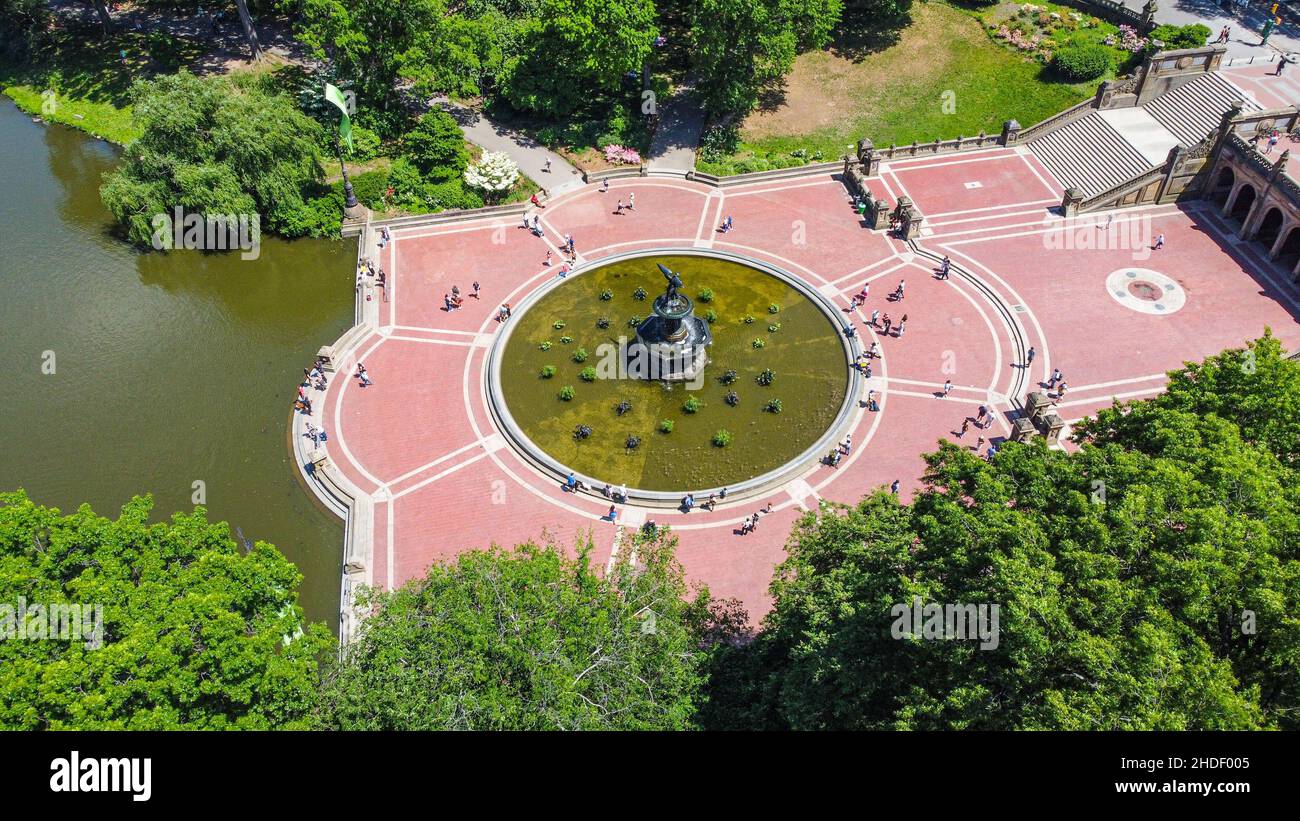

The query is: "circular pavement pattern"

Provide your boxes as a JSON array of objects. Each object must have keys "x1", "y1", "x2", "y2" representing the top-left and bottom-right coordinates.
[{"x1": 1105, "y1": 268, "x2": 1186, "y2": 315}]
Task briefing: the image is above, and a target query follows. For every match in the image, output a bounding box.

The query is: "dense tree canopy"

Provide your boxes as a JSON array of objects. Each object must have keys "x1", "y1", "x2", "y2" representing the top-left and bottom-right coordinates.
[
  {"x1": 702, "y1": 335, "x2": 1300, "y2": 730},
  {"x1": 0, "y1": 492, "x2": 330, "y2": 729},
  {"x1": 99, "y1": 71, "x2": 328, "y2": 246},
  {"x1": 314, "y1": 535, "x2": 738, "y2": 730}
]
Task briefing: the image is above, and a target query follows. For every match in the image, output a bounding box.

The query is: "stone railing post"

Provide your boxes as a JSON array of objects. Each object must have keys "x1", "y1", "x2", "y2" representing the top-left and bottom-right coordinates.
[
  {"x1": 1001, "y1": 119, "x2": 1022, "y2": 145},
  {"x1": 1062, "y1": 186, "x2": 1084, "y2": 216},
  {"x1": 1140, "y1": 0, "x2": 1157, "y2": 30}
]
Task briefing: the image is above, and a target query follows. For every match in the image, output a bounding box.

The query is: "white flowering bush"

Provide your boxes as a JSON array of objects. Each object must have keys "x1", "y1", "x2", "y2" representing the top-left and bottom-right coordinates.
[{"x1": 463, "y1": 151, "x2": 520, "y2": 195}]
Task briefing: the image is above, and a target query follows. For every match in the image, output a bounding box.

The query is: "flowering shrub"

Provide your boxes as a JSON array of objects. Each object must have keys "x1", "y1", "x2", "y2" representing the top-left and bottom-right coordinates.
[
  {"x1": 1114, "y1": 25, "x2": 1148, "y2": 53},
  {"x1": 603, "y1": 144, "x2": 642, "y2": 165},
  {"x1": 463, "y1": 151, "x2": 519, "y2": 194}
]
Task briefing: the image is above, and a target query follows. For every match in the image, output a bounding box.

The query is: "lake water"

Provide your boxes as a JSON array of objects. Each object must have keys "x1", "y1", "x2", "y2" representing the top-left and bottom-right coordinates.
[{"x1": 0, "y1": 98, "x2": 355, "y2": 629}]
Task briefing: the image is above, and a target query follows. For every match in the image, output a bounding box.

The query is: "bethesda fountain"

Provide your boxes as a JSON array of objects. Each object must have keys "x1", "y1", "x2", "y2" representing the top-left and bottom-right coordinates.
[{"x1": 630, "y1": 263, "x2": 713, "y2": 381}]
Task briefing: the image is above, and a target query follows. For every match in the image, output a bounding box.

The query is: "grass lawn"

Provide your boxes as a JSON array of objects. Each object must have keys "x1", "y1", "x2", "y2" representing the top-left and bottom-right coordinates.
[
  {"x1": 0, "y1": 23, "x2": 207, "y2": 145},
  {"x1": 698, "y1": 2, "x2": 1099, "y2": 175}
]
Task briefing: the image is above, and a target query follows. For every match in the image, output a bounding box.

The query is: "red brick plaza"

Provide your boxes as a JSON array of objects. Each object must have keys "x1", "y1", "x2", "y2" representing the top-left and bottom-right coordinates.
[{"x1": 318, "y1": 145, "x2": 1300, "y2": 621}]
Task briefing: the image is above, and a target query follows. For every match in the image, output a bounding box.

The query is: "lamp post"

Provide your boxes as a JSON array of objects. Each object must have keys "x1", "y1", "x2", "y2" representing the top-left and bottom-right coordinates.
[{"x1": 337, "y1": 131, "x2": 358, "y2": 209}]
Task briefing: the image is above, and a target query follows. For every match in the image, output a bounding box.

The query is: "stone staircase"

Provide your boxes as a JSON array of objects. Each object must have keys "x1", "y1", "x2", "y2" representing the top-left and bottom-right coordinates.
[
  {"x1": 1028, "y1": 112, "x2": 1154, "y2": 197},
  {"x1": 1143, "y1": 72, "x2": 1258, "y2": 146},
  {"x1": 1028, "y1": 71, "x2": 1257, "y2": 198}
]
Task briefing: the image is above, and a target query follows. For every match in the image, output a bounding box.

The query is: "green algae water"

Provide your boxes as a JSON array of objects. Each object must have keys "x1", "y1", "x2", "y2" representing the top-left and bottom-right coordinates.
[
  {"x1": 499, "y1": 254, "x2": 849, "y2": 490},
  {"x1": 0, "y1": 100, "x2": 353, "y2": 629}
]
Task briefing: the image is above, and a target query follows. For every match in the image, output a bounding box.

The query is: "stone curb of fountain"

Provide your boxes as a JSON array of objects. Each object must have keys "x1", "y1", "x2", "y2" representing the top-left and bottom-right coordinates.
[{"x1": 484, "y1": 246, "x2": 864, "y2": 507}]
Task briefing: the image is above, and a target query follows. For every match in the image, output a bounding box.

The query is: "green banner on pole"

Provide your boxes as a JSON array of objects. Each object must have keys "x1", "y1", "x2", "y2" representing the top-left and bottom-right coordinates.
[{"x1": 323, "y1": 83, "x2": 353, "y2": 152}]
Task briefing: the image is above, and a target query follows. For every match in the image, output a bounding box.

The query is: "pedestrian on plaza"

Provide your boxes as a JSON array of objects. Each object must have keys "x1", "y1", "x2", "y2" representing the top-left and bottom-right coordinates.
[
  {"x1": 882, "y1": 313, "x2": 892, "y2": 335},
  {"x1": 890, "y1": 479, "x2": 900, "y2": 495},
  {"x1": 870, "y1": 308, "x2": 880, "y2": 326},
  {"x1": 607, "y1": 505, "x2": 618, "y2": 523},
  {"x1": 939, "y1": 256, "x2": 950, "y2": 279},
  {"x1": 543, "y1": 158, "x2": 552, "y2": 173},
  {"x1": 566, "y1": 472, "x2": 578, "y2": 491},
  {"x1": 840, "y1": 433, "x2": 852, "y2": 455},
  {"x1": 1049, "y1": 368, "x2": 1062, "y2": 387},
  {"x1": 750, "y1": 512, "x2": 760, "y2": 531},
  {"x1": 616, "y1": 199, "x2": 625, "y2": 214},
  {"x1": 530, "y1": 192, "x2": 545, "y2": 208},
  {"x1": 870, "y1": 340, "x2": 881, "y2": 359},
  {"x1": 356, "y1": 362, "x2": 372, "y2": 387},
  {"x1": 682, "y1": 493, "x2": 695, "y2": 512},
  {"x1": 628, "y1": 192, "x2": 635, "y2": 210},
  {"x1": 444, "y1": 293, "x2": 455, "y2": 312},
  {"x1": 472, "y1": 281, "x2": 481, "y2": 299},
  {"x1": 544, "y1": 250, "x2": 552, "y2": 266},
  {"x1": 897, "y1": 314, "x2": 907, "y2": 338},
  {"x1": 601, "y1": 178, "x2": 610, "y2": 193},
  {"x1": 1025, "y1": 346, "x2": 1035, "y2": 367},
  {"x1": 941, "y1": 379, "x2": 952, "y2": 398},
  {"x1": 975, "y1": 435, "x2": 985, "y2": 453},
  {"x1": 1218, "y1": 25, "x2": 1230, "y2": 44},
  {"x1": 959, "y1": 418, "x2": 970, "y2": 438},
  {"x1": 895, "y1": 279, "x2": 905, "y2": 300},
  {"x1": 1275, "y1": 55, "x2": 1291, "y2": 76},
  {"x1": 1154, "y1": 233, "x2": 1165, "y2": 250}
]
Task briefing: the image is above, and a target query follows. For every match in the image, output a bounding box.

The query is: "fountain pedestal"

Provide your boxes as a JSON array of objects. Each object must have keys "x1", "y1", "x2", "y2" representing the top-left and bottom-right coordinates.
[{"x1": 631, "y1": 265, "x2": 712, "y2": 381}]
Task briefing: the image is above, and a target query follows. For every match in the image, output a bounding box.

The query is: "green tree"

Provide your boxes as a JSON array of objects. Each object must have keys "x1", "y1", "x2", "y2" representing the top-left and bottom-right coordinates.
[
  {"x1": 402, "y1": 109, "x2": 470, "y2": 179},
  {"x1": 99, "y1": 71, "x2": 327, "y2": 246},
  {"x1": 315, "y1": 533, "x2": 737, "y2": 730},
  {"x1": 285, "y1": 0, "x2": 516, "y2": 112},
  {"x1": 0, "y1": 492, "x2": 331, "y2": 729},
  {"x1": 1151, "y1": 329, "x2": 1300, "y2": 467},
  {"x1": 689, "y1": 0, "x2": 798, "y2": 117},
  {"x1": 703, "y1": 338, "x2": 1300, "y2": 730},
  {"x1": 501, "y1": 0, "x2": 657, "y2": 115}
]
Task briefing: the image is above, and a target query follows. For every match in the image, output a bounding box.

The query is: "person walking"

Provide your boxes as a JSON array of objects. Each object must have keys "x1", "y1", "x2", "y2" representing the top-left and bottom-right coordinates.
[
  {"x1": 870, "y1": 308, "x2": 880, "y2": 326},
  {"x1": 1218, "y1": 25, "x2": 1230, "y2": 44},
  {"x1": 356, "y1": 362, "x2": 372, "y2": 387},
  {"x1": 941, "y1": 379, "x2": 952, "y2": 398},
  {"x1": 601, "y1": 178, "x2": 610, "y2": 193},
  {"x1": 890, "y1": 479, "x2": 900, "y2": 495},
  {"x1": 628, "y1": 192, "x2": 635, "y2": 211},
  {"x1": 1275, "y1": 55, "x2": 1291, "y2": 76},
  {"x1": 472, "y1": 281, "x2": 481, "y2": 299},
  {"x1": 1154, "y1": 233, "x2": 1165, "y2": 250},
  {"x1": 1049, "y1": 367, "x2": 1062, "y2": 387},
  {"x1": 1024, "y1": 346, "x2": 1035, "y2": 368}
]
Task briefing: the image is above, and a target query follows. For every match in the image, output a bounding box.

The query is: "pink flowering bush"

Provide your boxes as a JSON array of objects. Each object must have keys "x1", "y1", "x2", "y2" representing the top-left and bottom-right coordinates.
[{"x1": 603, "y1": 144, "x2": 642, "y2": 165}]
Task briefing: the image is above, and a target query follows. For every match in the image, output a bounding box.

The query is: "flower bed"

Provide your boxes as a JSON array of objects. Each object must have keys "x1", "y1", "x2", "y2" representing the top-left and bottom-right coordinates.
[{"x1": 980, "y1": 2, "x2": 1137, "y2": 72}]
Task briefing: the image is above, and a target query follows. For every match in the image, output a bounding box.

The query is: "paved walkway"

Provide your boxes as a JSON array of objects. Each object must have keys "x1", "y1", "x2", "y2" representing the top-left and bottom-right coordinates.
[
  {"x1": 647, "y1": 84, "x2": 706, "y2": 172},
  {"x1": 1121, "y1": 0, "x2": 1300, "y2": 57},
  {"x1": 439, "y1": 100, "x2": 585, "y2": 195},
  {"x1": 313, "y1": 148, "x2": 1300, "y2": 622}
]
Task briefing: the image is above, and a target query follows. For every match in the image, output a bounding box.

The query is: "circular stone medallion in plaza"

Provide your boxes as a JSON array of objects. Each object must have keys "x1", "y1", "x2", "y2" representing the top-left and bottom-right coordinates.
[
  {"x1": 1105, "y1": 268, "x2": 1186, "y2": 315},
  {"x1": 493, "y1": 252, "x2": 851, "y2": 492}
]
